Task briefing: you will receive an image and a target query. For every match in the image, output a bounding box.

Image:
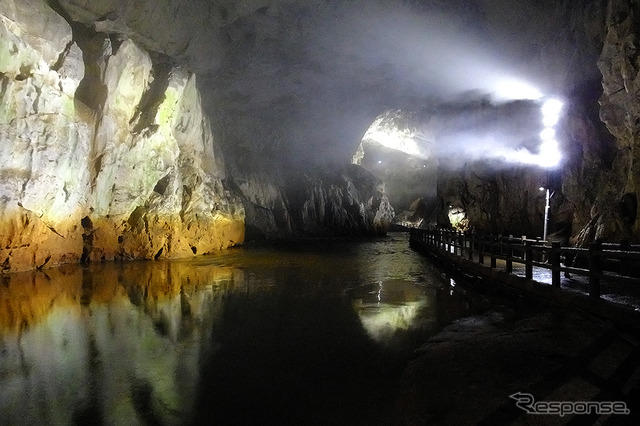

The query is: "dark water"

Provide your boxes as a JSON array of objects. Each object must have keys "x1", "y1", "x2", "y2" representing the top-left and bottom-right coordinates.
[{"x1": 0, "y1": 233, "x2": 479, "y2": 425}]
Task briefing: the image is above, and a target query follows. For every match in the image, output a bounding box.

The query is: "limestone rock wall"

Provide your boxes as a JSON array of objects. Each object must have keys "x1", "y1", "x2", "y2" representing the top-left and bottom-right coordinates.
[
  {"x1": 55, "y1": 0, "x2": 286, "y2": 72},
  {"x1": 284, "y1": 165, "x2": 395, "y2": 237},
  {"x1": 0, "y1": 0, "x2": 244, "y2": 272},
  {"x1": 437, "y1": 164, "x2": 550, "y2": 237},
  {"x1": 594, "y1": 0, "x2": 640, "y2": 242},
  {"x1": 227, "y1": 172, "x2": 294, "y2": 240},
  {"x1": 226, "y1": 165, "x2": 394, "y2": 240},
  {"x1": 0, "y1": 0, "x2": 396, "y2": 272},
  {"x1": 557, "y1": 86, "x2": 617, "y2": 245}
]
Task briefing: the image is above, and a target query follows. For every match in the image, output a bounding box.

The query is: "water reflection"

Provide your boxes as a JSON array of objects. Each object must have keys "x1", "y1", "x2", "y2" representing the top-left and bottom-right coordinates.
[
  {"x1": 351, "y1": 279, "x2": 430, "y2": 344},
  {"x1": 0, "y1": 233, "x2": 476, "y2": 425}
]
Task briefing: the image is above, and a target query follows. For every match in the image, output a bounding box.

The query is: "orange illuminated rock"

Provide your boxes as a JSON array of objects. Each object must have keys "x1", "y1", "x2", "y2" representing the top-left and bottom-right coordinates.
[{"x1": 0, "y1": 2, "x2": 245, "y2": 272}]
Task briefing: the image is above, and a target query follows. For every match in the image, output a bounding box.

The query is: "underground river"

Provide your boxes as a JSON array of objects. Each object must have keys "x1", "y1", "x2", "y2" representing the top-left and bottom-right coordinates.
[{"x1": 0, "y1": 232, "x2": 485, "y2": 425}]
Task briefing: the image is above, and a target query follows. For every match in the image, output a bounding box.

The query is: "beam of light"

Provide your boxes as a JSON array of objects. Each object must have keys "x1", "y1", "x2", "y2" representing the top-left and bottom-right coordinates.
[
  {"x1": 500, "y1": 142, "x2": 561, "y2": 168},
  {"x1": 538, "y1": 138, "x2": 561, "y2": 168},
  {"x1": 542, "y1": 99, "x2": 563, "y2": 127},
  {"x1": 495, "y1": 97, "x2": 564, "y2": 168},
  {"x1": 491, "y1": 77, "x2": 544, "y2": 101},
  {"x1": 540, "y1": 127, "x2": 555, "y2": 141}
]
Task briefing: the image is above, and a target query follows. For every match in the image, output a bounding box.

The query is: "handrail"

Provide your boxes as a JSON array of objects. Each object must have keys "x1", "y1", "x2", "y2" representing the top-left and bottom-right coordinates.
[{"x1": 409, "y1": 227, "x2": 640, "y2": 298}]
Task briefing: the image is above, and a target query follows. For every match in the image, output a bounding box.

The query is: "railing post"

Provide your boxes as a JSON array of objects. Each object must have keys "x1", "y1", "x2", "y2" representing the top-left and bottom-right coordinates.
[
  {"x1": 445, "y1": 229, "x2": 449, "y2": 252},
  {"x1": 451, "y1": 231, "x2": 456, "y2": 255},
  {"x1": 620, "y1": 240, "x2": 630, "y2": 276},
  {"x1": 551, "y1": 242, "x2": 561, "y2": 287},
  {"x1": 467, "y1": 232, "x2": 473, "y2": 261},
  {"x1": 454, "y1": 231, "x2": 458, "y2": 255},
  {"x1": 478, "y1": 236, "x2": 484, "y2": 265},
  {"x1": 505, "y1": 237, "x2": 513, "y2": 274},
  {"x1": 525, "y1": 240, "x2": 533, "y2": 279},
  {"x1": 589, "y1": 241, "x2": 602, "y2": 298},
  {"x1": 490, "y1": 235, "x2": 497, "y2": 268},
  {"x1": 451, "y1": 230, "x2": 456, "y2": 254}
]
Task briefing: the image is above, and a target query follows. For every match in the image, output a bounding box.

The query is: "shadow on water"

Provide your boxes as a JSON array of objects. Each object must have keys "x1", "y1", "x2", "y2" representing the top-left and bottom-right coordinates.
[{"x1": 0, "y1": 233, "x2": 483, "y2": 425}]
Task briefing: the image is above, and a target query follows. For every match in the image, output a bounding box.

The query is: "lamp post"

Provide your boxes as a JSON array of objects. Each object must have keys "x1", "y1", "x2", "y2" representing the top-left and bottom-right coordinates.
[{"x1": 540, "y1": 187, "x2": 551, "y2": 241}]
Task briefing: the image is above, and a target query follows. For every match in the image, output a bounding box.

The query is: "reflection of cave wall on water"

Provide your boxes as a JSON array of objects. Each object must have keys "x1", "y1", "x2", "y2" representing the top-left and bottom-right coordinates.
[
  {"x1": 0, "y1": 261, "x2": 239, "y2": 335},
  {"x1": 0, "y1": 234, "x2": 477, "y2": 425},
  {"x1": 0, "y1": 260, "x2": 239, "y2": 425}
]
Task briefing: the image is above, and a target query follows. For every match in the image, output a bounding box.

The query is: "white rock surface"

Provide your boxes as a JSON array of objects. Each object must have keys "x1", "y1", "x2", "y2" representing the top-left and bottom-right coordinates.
[{"x1": 0, "y1": 0, "x2": 244, "y2": 272}]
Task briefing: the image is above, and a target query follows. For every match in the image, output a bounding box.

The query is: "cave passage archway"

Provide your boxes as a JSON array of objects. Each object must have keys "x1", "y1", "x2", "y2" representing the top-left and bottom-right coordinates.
[{"x1": 353, "y1": 110, "x2": 439, "y2": 228}]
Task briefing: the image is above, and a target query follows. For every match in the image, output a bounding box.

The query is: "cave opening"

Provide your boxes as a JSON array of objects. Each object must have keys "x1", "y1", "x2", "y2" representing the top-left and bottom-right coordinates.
[
  {"x1": 355, "y1": 95, "x2": 566, "y2": 234},
  {"x1": 354, "y1": 109, "x2": 439, "y2": 229}
]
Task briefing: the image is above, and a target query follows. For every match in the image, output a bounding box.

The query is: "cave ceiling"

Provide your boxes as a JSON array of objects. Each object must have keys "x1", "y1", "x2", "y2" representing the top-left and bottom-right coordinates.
[{"x1": 56, "y1": 0, "x2": 607, "y2": 168}]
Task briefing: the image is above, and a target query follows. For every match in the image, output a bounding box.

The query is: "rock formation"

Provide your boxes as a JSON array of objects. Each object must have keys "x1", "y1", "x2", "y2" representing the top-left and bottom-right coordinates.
[
  {"x1": 440, "y1": 0, "x2": 640, "y2": 244},
  {"x1": 0, "y1": 0, "x2": 394, "y2": 272},
  {"x1": 6, "y1": 0, "x2": 640, "y2": 270},
  {"x1": 593, "y1": 0, "x2": 640, "y2": 241},
  {"x1": 352, "y1": 109, "x2": 439, "y2": 228},
  {"x1": 285, "y1": 165, "x2": 395, "y2": 237},
  {"x1": 0, "y1": 0, "x2": 245, "y2": 272}
]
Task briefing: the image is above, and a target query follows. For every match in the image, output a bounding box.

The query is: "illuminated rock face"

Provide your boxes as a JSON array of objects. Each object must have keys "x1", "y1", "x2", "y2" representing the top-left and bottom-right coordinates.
[
  {"x1": 0, "y1": 0, "x2": 394, "y2": 272},
  {"x1": 593, "y1": 0, "x2": 640, "y2": 241},
  {"x1": 0, "y1": 0, "x2": 245, "y2": 272},
  {"x1": 353, "y1": 110, "x2": 439, "y2": 228},
  {"x1": 437, "y1": 164, "x2": 549, "y2": 237}
]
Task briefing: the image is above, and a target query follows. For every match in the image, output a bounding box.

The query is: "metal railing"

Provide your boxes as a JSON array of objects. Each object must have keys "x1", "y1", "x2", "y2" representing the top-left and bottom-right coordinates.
[{"x1": 409, "y1": 227, "x2": 640, "y2": 298}]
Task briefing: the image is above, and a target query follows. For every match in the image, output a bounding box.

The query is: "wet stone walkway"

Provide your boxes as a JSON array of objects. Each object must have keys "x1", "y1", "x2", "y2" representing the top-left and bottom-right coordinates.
[
  {"x1": 398, "y1": 239, "x2": 640, "y2": 425},
  {"x1": 471, "y1": 253, "x2": 640, "y2": 312},
  {"x1": 394, "y1": 298, "x2": 640, "y2": 425}
]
